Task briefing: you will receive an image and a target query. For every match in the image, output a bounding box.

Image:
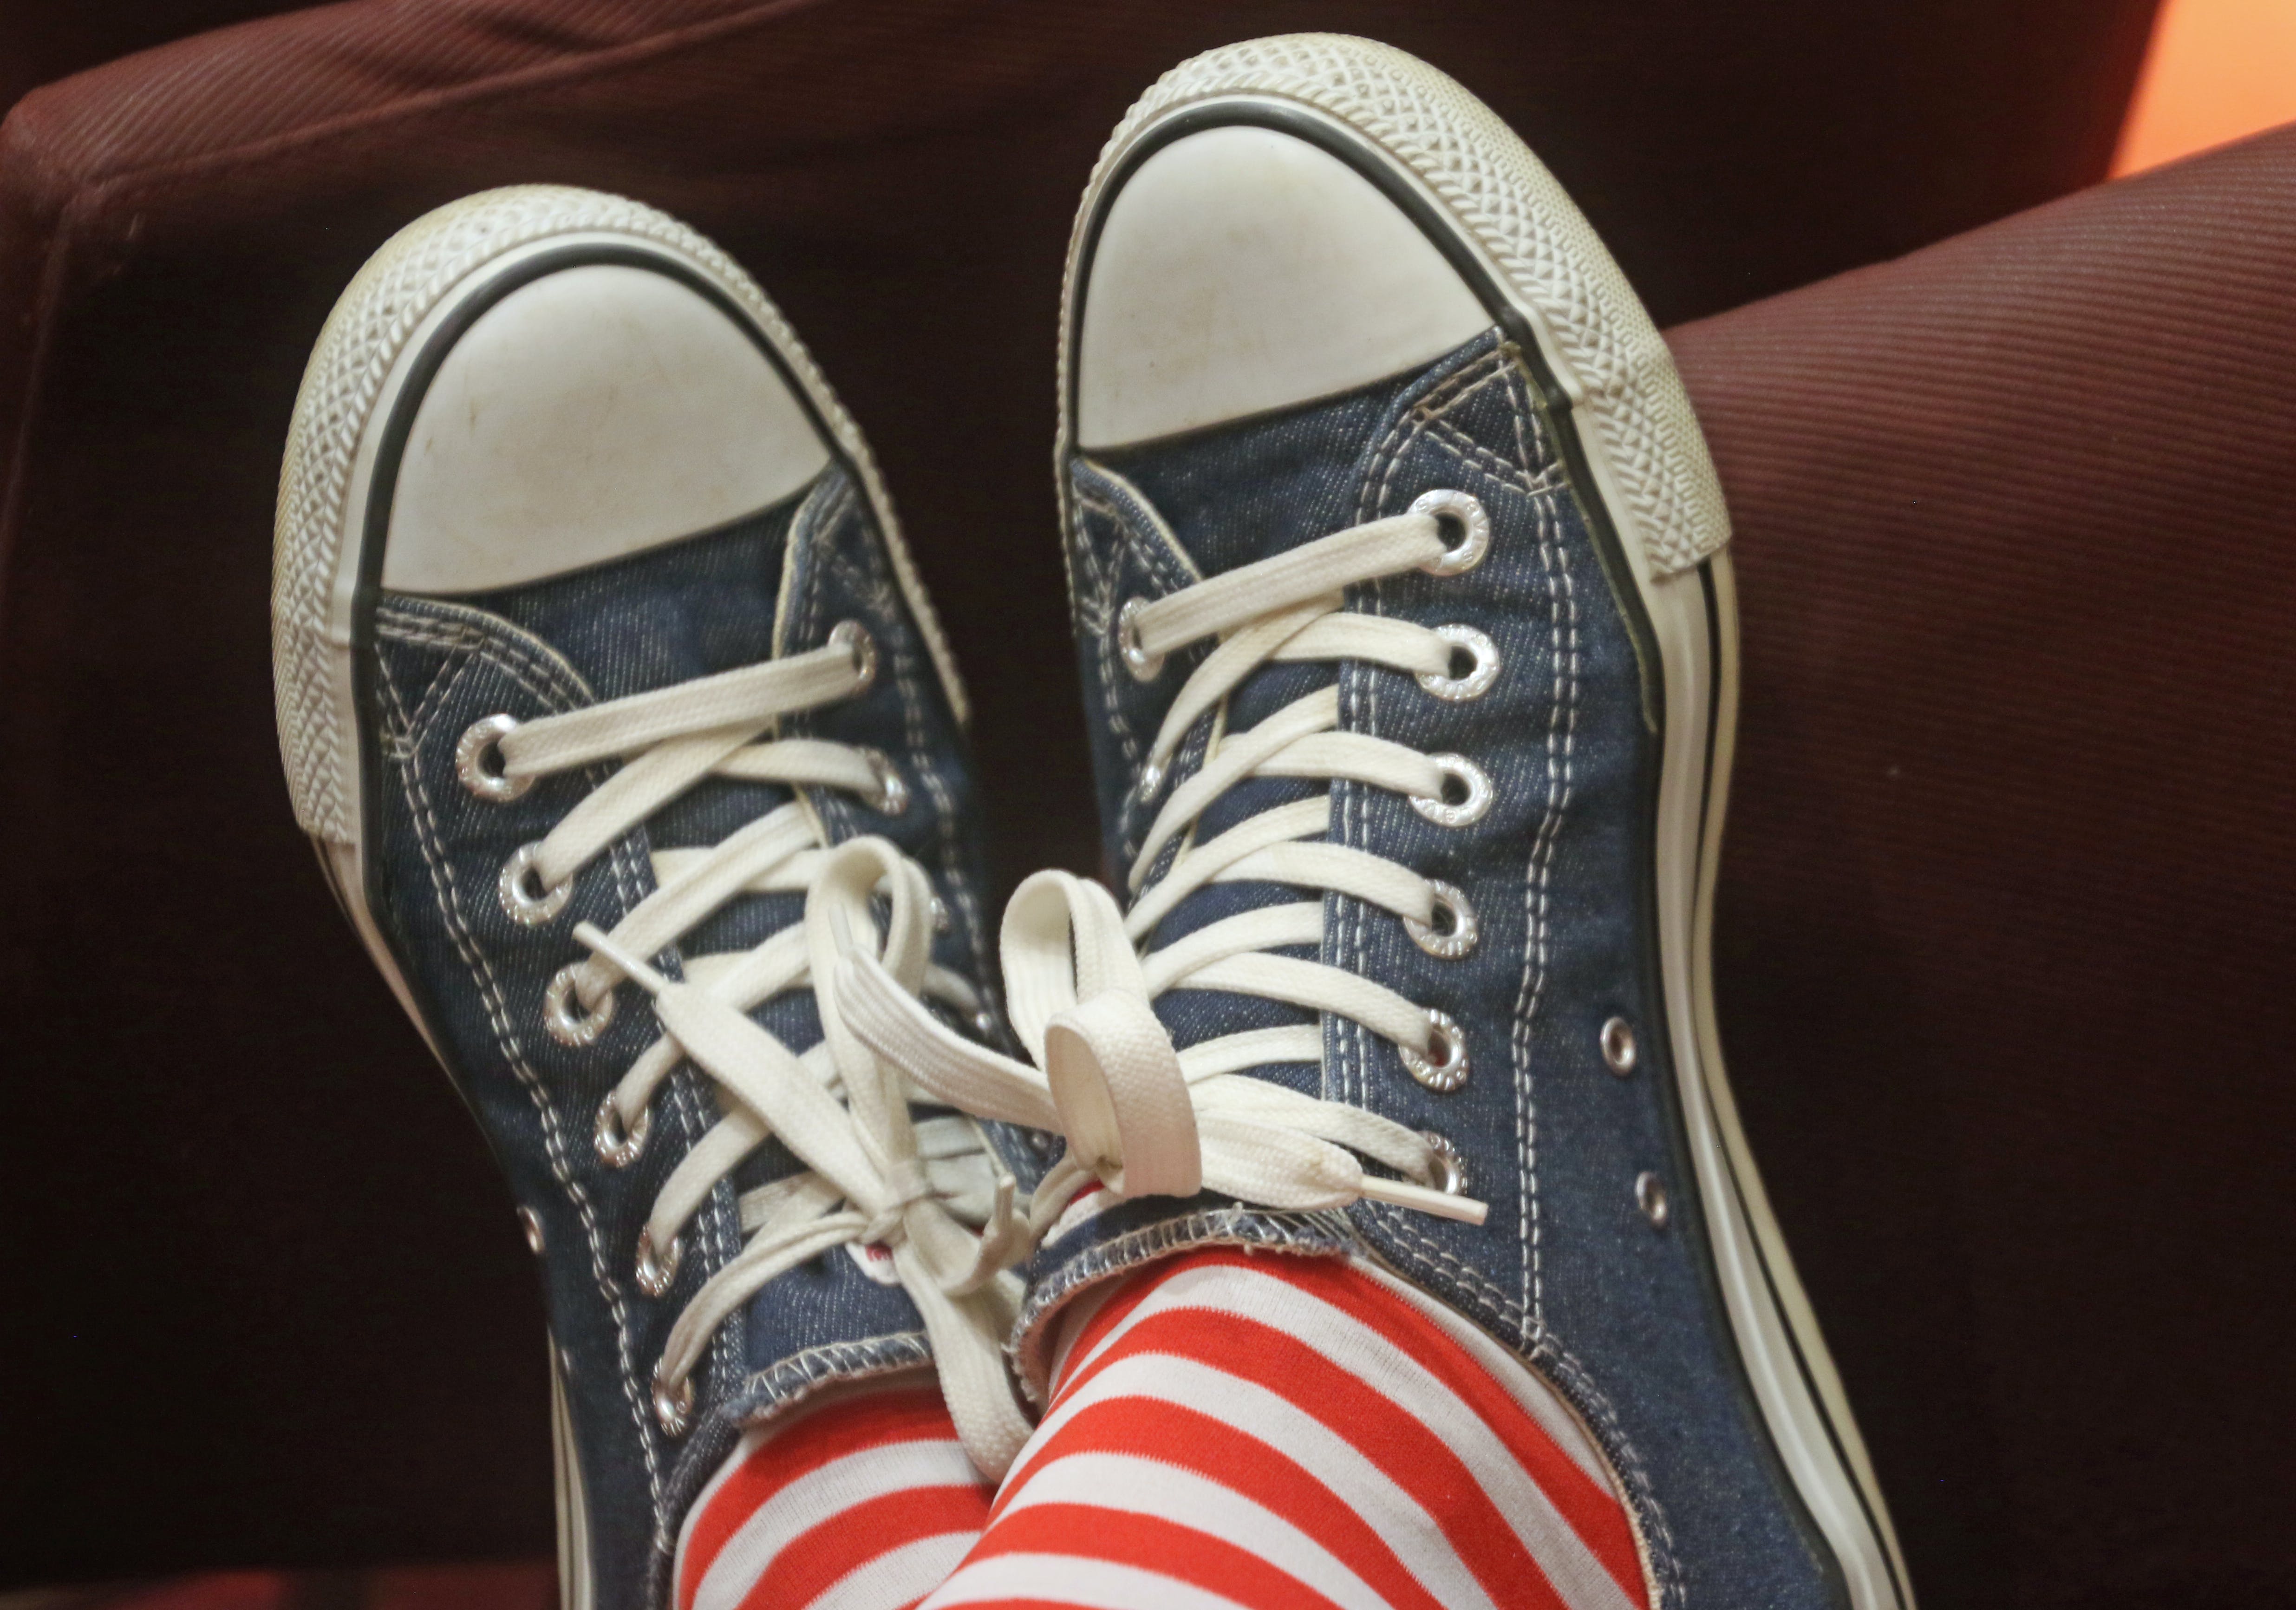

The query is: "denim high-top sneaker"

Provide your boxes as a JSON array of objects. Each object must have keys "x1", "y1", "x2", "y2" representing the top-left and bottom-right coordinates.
[
  {"x1": 271, "y1": 188, "x2": 1036, "y2": 1610},
  {"x1": 1032, "y1": 37, "x2": 1912, "y2": 1610}
]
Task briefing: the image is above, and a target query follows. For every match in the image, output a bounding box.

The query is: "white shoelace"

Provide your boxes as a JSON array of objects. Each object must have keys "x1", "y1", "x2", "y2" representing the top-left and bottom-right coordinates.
[
  {"x1": 465, "y1": 622, "x2": 1033, "y2": 1477},
  {"x1": 841, "y1": 495, "x2": 1498, "y2": 1233}
]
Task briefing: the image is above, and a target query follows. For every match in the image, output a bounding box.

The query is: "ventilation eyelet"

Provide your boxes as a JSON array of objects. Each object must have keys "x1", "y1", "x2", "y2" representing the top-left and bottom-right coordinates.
[
  {"x1": 1601, "y1": 1016, "x2": 1638, "y2": 1076},
  {"x1": 1636, "y1": 1171, "x2": 1670, "y2": 1230},
  {"x1": 456, "y1": 714, "x2": 532, "y2": 802}
]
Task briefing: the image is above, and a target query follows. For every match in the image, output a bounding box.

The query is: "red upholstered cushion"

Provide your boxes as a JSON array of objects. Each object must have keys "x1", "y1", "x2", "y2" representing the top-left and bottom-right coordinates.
[
  {"x1": 1671, "y1": 127, "x2": 2296, "y2": 1610},
  {"x1": 7, "y1": 2, "x2": 2268, "y2": 1605}
]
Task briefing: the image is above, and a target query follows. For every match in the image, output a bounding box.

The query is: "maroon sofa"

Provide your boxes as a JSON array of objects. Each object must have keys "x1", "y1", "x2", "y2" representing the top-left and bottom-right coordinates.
[{"x1": 4, "y1": 5, "x2": 2287, "y2": 1608}]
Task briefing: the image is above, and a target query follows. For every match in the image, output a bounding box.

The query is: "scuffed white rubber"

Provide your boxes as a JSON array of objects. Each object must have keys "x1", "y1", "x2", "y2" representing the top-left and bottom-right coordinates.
[
  {"x1": 273, "y1": 185, "x2": 966, "y2": 854},
  {"x1": 1076, "y1": 125, "x2": 1489, "y2": 447},
  {"x1": 383, "y1": 263, "x2": 830, "y2": 595},
  {"x1": 1062, "y1": 33, "x2": 1730, "y2": 581},
  {"x1": 1060, "y1": 36, "x2": 1913, "y2": 1610}
]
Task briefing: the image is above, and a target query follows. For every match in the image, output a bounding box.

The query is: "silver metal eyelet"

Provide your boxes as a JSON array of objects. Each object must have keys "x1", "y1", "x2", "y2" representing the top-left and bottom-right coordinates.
[
  {"x1": 1412, "y1": 489, "x2": 1491, "y2": 576},
  {"x1": 543, "y1": 963, "x2": 616, "y2": 1048},
  {"x1": 1409, "y1": 754, "x2": 1493, "y2": 828},
  {"x1": 516, "y1": 1206, "x2": 545, "y2": 1255},
  {"x1": 456, "y1": 714, "x2": 532, "y2": 803},
  {"x1": 831, "y1": 620, "x2": 877, "y2": 693},
  {"x1": 1136, "y1": 756, "x2": 1166, "y2": 799},
  {"x1": 1420, "y1": 1131, "x2": 1470, "y2": 1195},
  {"x1": 930, "y1": 895, "x2": 952, "y2": 934},
  {"x1": 1635, "y1": 1171, "x2": 1670, "y2": 1229},
  {"x1": 1417, "y1": 624, "x2": 1501, "y2": 701},
  {"x1": 499, "y1": 843, "x2": 573, "y2": 926},
  {"x1": 856, "y1": 748, "x2": 909, "y2": 816},
  {"x1": 651, "y1": 1364, "x2": 695, "y2": 1438},
  {"x1": 1601, "y1": 1016, "x2": 1638, "y2": 1076},
  {"x1": 634, "y1": 1226, "x2": 683, "y2": 1298},
  {"x1": 594, "y1": 1091, "x2": 652, "y2": 1169},
  {"x1": 1404, "y1": 880, "x2": 1479, "y2": 959},
  {"x1": 971, "y1": 1007, "x2": 998, "y2": 1040},
  {"x1": 1398, "y1": 1007, "x2": 1469, "y2": 1093},
  {"x1": 1117, "y1": 597, "x2": 1163, "y2": 681}
]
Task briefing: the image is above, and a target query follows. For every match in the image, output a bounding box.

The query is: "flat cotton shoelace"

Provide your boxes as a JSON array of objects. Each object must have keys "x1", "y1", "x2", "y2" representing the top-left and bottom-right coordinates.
[
  {"x1": 841, "y1": 500, "x2": 1496, "y2": 1230},
  {"x1": 470, "y1": 627, "x2": 1033, "y2": 1477}
]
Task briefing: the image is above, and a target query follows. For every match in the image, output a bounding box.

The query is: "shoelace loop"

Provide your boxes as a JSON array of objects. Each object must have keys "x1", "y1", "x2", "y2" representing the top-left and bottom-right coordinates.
[
  {"x1": 481, "y1": 624, "x2": 1031, "y2": 1477},
  {"x1": 843, "y1": 498, "x2": 1504, "y2": 1232}
]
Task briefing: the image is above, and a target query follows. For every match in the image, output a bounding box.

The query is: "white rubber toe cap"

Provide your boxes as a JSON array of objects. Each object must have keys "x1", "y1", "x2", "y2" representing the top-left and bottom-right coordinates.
[
  {"x1": 381, "y1": 262, "x2": 829, "y2": 595},
  {"x1": 1075, "y1": 124, "x2": 1490, "y2": 451}
]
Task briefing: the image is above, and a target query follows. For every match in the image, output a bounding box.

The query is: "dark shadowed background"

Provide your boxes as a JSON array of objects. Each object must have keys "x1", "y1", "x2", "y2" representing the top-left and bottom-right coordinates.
[{"x1": 3, "y1": 5, "x2": 2289, "y2": 1609}]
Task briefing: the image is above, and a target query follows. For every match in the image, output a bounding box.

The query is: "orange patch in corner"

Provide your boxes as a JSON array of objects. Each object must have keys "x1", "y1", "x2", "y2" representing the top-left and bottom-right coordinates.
[{"x1": 2114, "y1": 0, "x2": 2296, "y2": 174}]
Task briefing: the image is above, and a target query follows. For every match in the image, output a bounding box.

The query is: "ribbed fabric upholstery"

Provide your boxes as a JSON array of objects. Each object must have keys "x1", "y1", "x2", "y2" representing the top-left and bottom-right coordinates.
[
  {"x1": 0, "y1": 1, "x2": 2272, "y2": 1604},
  {"x1": 1670, "y1": 124, "x2": 2296, "y2": 1610}
]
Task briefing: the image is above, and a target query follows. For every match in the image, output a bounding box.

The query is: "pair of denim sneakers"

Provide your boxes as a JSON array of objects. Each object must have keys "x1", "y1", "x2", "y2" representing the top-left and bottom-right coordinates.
[{"x1": 271, "y1": 34, "x2": 1913, "y2": 1610}]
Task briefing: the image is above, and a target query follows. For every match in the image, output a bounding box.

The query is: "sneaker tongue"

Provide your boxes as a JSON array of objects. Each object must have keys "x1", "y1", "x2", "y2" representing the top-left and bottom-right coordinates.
[
  {"x1": 463, "y1": 489, "x2": 805, "y2": 704},
  {"x1": 1081, "y1": 375, "x2": 1441, "y2": 1092},
  {"x1": 1092, "y1": 376, "x2": 1410, "y2": 578},
  {"x1": 463, "y1": 474, "x2": 822, "y2": 1026}
]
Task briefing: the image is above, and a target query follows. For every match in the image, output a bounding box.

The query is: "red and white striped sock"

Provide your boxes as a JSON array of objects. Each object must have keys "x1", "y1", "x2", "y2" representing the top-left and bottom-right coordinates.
[
  {"x1": 675, "y1": 1378, "x2": 992, "y2": 1610},
  {"x1": 921, "y1": 1247, "x2": 1650, "y2": 1610},
  {"x1": 676, "y1": 1249, "x2": 1650, "y2": 1610}
]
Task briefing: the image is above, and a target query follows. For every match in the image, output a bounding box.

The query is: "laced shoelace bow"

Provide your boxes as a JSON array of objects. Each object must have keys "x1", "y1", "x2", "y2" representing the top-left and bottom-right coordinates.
[
  {"x1": 460, "y1": 624, "x2": 1033, "y2": 1478},
  {"x1": 840, "y1": 493, "x2": 1508, "y2": 1232}
]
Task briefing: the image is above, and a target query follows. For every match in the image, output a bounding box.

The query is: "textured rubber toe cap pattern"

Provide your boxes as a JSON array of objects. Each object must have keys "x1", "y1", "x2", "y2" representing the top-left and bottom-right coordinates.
[
  {"x1": 1076, "y1": 33, "x2": 1730, "y2": 578},
  {"x1": 273, "y1": 185, "x2": 963, "y2": 846}
]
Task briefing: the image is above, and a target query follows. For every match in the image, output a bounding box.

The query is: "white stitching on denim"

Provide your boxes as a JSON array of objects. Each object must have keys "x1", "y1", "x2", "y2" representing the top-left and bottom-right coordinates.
[
  {"x1": 1424, "y1": 418, "x2": 1548, "y2": 499},
  {"x1": 1071, "y1": 469, "x2": 1206, "y2": 861},
  {"x1": 1016, "y1": 1207, "x2": 1357, "y2": 1390},
  {"x1": 376, "y1": 611, "x2": 582, "y2": 706},
  {"x1": 835, "y1": 477, "x2": 998, "y2": 1011},
  {"x1": 1535, "y1": 1334, "x2": 1683, "y2": 1607},
  {"x1": 1074, "y1": 495, "x2": 1148, "y2": 779},
  {"x1": 1080, "y1": 39, "x2": 1732, "y2": 581},
  {"x1": 382, "y1": 603, "x2": 736, "y2": 1303},
  {"x1": 404, "y1": 637, "x2": 482, "y2": 740},
  {"x1": 1413, "y1": 351, "x2": 1512, "y2": 420},
  {"x1": 372, "y1": 641, "x2": 665, "y2": 1503},
  {"x1": 1504, "y1": 352, "x2": 1577, "y2": 1346},
  {"x1": 1350, "y1": 349, "x2": 1505, "y2": 531},
  {"x1": 654, "y1": 1332, "x2": 937, "y2": 1569}
]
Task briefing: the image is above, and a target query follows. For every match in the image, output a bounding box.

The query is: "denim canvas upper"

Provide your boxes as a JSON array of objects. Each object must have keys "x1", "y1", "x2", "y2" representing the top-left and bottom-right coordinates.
[
  {"x1": 1043, "y1": 329, "x2": 1843, "y2": 1609},
  {"x1": 358, "y1": 463, "x2": 1022, "y2": 1608}
]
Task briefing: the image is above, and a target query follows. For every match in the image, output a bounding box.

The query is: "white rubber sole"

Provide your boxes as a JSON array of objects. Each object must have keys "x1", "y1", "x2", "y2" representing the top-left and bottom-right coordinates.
[
  {"x1": 271, "y1": 185, "x2": 965, "y2": 875},
  {"x1": 1062, "y1": 37, "x2": 1913, "y2": 1610},
  {"x1": 268, "y1": 185, "x2": 962, "y2": 1610}
]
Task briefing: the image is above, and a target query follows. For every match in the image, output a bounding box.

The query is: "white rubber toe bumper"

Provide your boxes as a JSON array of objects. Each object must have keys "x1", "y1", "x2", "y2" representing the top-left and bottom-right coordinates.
[
  {"x1": 1076, "y1": 125, "x2": 1489, "y2": 448},
  {"x1": 382, "y1": 262, "x2": 829, "y2": 595},
  {"x1": 1063, "y1": 33, "x2": 1730, "y2": 582},
  {"x1": 273, "y1": 184, "x2": 964, "y2": 855}
]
